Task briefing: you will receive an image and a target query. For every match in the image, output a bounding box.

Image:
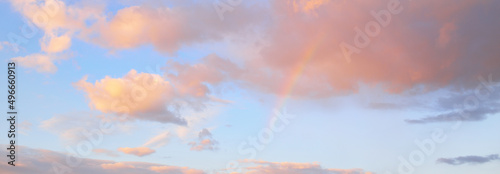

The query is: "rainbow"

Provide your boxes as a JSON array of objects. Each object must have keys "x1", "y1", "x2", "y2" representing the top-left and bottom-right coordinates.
[{"x1": 270, "y1": 32, "x2": 324, "y2": 118}]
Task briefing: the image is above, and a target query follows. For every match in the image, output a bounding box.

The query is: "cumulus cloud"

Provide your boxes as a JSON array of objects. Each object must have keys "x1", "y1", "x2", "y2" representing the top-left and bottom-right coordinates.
[
  {"x1": 9, "y1": 0, "x2": 500, "y2": 94},
  {"x1": 117, "y1": 0, "x2": 500, "y2": 101},
  {"x1": 244, "y1": 0, "x2": 500, "y2": 97},
  {"x1": 0, "y1": 146, "x2": 204, "y2": 174},
  {"x1": 74, "y1": 54, "x2": 237, "y2": 124},
  {"x1": 74, "y1": 70, "x2": 187, "y2": 124},
  {"x1": 437, "y1": 154, "x2": 500, "y2": 165},
  {"x1": 234, "y1": 160, "x2": 373, "y2": 174},
  {"x1": 189, "y1": 128, "x2": 218, "y2": 151},
  {"x1": 117, "y1": 147, "x2": 155, "y2": 157}
]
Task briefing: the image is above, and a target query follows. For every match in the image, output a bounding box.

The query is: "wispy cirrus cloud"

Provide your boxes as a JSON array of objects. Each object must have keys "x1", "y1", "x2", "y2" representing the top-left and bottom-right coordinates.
[{"x1": 142, "y1": 131, "x2": 171, "y2": 148}]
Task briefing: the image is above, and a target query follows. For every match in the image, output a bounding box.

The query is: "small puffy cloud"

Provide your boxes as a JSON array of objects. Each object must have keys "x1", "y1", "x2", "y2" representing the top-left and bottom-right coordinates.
[
  {"x1": 93, "y1": 149, "x2": 120, "y2": 157},
  {"x1": 236, "y1": 160, "x2": 373, "y2": 174},
  {"x1": 118, "y1": 147, "x2": 155, "y2": 157},
  {"x1": 188, "y1": 128, "x2": 218, "y2": 151},
  {"x1": 437, "y1": 154, "x2": 500, "y2": 165},
  {"x1": 101, "y1": 162, "x2": 135, "y2": 170},
  {"x1": 41, "y1": 34, "x2": 72, "y2": 53}
]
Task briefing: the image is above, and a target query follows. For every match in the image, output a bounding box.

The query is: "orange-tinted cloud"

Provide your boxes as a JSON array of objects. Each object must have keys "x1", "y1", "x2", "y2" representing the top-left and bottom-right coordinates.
[
  {"x1": 288, "y1": 0, "x2": 331, "y2": 14},
  {"x1": 117, "y1": 147, "x2": 155, "y2": 157},
  {"x1": 149, "y1": 166, "x2": 204, "y2": 174},
  {"x1": 41, "y1": 34, "x2": 72, "y2": 53},
  {"x1": 101, "y1": 162, "x2": 135, "y2": 170},
  {"x1": 73, "y1": 70, "x2": 186, "y2": 124},
  {"x1": 74, "y1": 54, "x2": 236, "y2": 124}
]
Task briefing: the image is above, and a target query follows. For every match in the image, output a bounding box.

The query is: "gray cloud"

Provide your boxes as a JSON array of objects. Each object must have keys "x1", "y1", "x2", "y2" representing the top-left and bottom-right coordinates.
[
  {"x1": 406, "y1": 83, "x2": 499, "y2": 124},
  {"x1": 437, "y1": 154, "x2": 500, "y2": 165},
  {"x1": 188, "y1": 128, "x2": 219, "y2": 151}
]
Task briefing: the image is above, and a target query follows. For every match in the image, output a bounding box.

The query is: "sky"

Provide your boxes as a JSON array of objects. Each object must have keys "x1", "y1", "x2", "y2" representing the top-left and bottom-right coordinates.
[{"x1": 0, "y1": 0, "x2": 499, "y2": 173}]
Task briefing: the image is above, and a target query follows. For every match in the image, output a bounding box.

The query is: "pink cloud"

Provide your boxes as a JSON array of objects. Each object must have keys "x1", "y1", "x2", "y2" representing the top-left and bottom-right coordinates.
[
  {"x1": 149, "y1": 166, "x2": 204, "y2": 174},
  {"x1": 11, "y1": 54, "x2": 59, "y2": 74},
  {"x1": 117, "y1": 147, "x2": 155, "y2": 157},
  {"x1": 164, "y1": 0, "x2": 500, "y2": 98},
  {"x1": 7, "y1": 0, "x2": 263, "y2": 73},
  {"x1": 0, "y1": 146, "x2": 204, "y2": 174},
  {"x1": 233, "y1": 160, "x2": 373, "y2": 174},
  {"x1": 249, "y1": 0, "x2": 500, "y2": 95}
]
